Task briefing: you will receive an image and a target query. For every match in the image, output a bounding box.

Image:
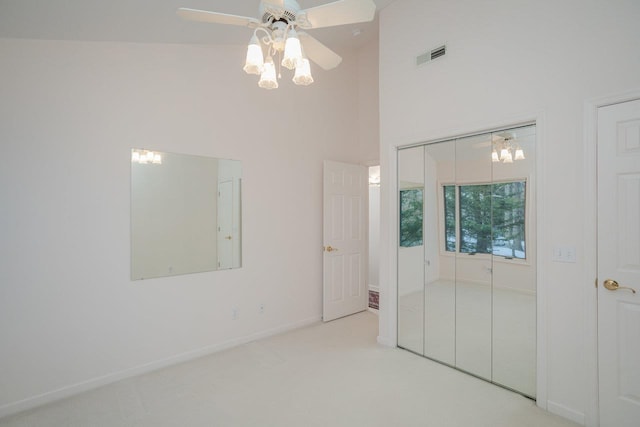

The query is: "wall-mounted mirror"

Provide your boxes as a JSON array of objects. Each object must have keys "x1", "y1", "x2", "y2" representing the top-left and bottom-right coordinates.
[{"x1": 131, "y1": 149, "x2": 242, "y2": 280}]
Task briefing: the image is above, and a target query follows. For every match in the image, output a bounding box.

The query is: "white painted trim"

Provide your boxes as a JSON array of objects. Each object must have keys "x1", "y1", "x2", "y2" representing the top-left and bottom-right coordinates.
[
  {"x1": 0, "y1": 316, "x2": 321, "y2": 419},
  {"x1": 377, "y1": 144, "x2": 399, "y2": 348},
  {"x1": 493, "y1": 285, "x2": 537, "y2": 296},
  {"x1": 548, "y1": 400, "x2": 586, "y2": 425},
  {"x1": 387, "y1": 144, "x2": 399, "y2": 347},
  {"x1": 376, "y1": 335, "x2": 394, "y2": 346},
  {"x1": 583, "y1": 87, "x2": 640, "y2": 427},
  {"x1": 534, "y1": 112, "x2": 548, "y2": 411},
  {"x1": 584, "y1": 96, "x2": 600, "y2": 427},
  {"x1": 381, "y1": 112, "x2": 549, "y2": 409}
]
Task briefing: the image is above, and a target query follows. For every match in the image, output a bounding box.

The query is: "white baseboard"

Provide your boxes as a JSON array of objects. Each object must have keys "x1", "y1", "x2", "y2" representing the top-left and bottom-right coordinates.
[
  {"x1": 377, "y1": 335, "x2": 394, "y2": 347},
  {"x1": 547, "y1": 400, "x2": 586, "y2": 425},
  {"x1": 493, "y1": 284, "x2": 536, "y2": 296},
  {"x1": 0, "y1": 315, "x2": 321, "y2": 419},
  {"x1": 367, "y1": 307, "x2": 379, "y2": 314}
]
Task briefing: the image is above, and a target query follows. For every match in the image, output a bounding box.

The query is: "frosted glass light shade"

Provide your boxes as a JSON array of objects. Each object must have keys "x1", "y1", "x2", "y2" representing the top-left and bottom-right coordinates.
[
  {"x1": 152, "y1": 153, "x2": 162, "y2": 164},
  {"x1": 500, "y1": 148, "x2": 509, "y2": 161},
  {"x1": 258, "y1": 56, "x2": 278, "y2": 89},
  {"x1": 282, "y1": 30, "x2": 302, "y2": 70},
  {"x1": 293, "y1": 58, "x2": 314, "y2": 86},
  {"x1": 503, "y1": 151, "x2": 514, "y2": 163},
  {"x1": 515, "y1": 148, "x2": 525, "y2": 160},
  {"x1": 243, "y1": 35, "x2": 264, "y2": 75},
  {"x1": 132, "y1": 151, "x2": 140, "y2": 163},
  {"x1": 491, "y1": 150, "x2": 499, "y2": 162}
]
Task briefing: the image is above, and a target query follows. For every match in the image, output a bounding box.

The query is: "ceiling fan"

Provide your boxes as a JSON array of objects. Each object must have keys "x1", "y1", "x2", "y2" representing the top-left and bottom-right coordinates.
[{"x1": 177, "y1": 0, "x2": 377, "y2": 89}]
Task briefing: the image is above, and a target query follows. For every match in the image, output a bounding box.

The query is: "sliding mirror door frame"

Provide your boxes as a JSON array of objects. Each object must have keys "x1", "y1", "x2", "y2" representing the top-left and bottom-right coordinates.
[{"x1": 396, "y1": 122, "x2": 538, "y2": 399}]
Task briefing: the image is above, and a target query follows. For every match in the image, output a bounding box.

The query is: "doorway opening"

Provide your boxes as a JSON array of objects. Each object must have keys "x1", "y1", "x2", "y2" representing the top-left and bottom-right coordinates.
[{"x1": 368, "y1": 165, "x2": 381, "y2": 312}]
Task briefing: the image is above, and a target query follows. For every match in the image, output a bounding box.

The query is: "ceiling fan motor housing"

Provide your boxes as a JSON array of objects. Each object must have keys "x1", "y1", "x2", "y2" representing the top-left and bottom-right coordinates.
[{"x1": 259, "y1": 0, "x2": 301, "y2": 25}]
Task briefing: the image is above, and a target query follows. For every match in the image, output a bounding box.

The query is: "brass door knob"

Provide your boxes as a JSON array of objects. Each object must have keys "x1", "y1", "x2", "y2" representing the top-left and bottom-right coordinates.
[
  {"x1": 324, "y1": 245, "x2": 339, "y2": 253},
  {"x1": 603, "y1": 279, "x2": 636, "y2": 294},
  {"x1": 225, "y1": 236, "x2": 232, "y2": 240}
]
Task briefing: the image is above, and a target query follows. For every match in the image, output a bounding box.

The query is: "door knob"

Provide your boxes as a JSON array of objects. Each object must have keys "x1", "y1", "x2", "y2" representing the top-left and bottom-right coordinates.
[
  {"x1": 225, "y1": 236, "x2": 232, "y2": 240},
  {"x1": 603, "y1": 279, "x2": 636, "y2": 294},
  {"x1": 324, "y1": 246, "x2": 339, "y2": 253}
]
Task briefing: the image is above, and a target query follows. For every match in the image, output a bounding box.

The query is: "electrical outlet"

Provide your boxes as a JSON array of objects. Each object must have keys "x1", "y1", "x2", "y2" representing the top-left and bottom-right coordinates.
[{"x1": 232, "y1": 307, "x2": 238, "y2": 320}]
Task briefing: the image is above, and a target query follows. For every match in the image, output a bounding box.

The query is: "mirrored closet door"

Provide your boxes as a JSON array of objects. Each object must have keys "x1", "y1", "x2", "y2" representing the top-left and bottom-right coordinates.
[
  {"x1": 397, "y1": 147, "x2": 425, "y2": 355},
  {"x1": 397, "y1": 124, "x2": 536, "y2": 398}
]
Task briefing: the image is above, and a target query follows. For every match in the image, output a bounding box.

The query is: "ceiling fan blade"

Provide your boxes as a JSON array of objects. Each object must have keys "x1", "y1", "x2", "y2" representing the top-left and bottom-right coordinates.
[
  {"x1": 301, "y1": 0, "x2": 376, "y2": 29},
  {"x1": 261, "y1": 0, "x2": 286, "y2": 8},
  {"x1": 298, "y1": 32, "x2": 342, "y2": 70},
  {"x1": 177, "y1": 8, "x2": 260, "y2": 28}
]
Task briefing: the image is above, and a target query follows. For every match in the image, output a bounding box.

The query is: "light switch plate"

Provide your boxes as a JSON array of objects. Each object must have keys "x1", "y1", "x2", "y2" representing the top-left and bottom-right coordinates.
[{"x1": 552, "y1": 246, "x2": 577, "y2": 263}]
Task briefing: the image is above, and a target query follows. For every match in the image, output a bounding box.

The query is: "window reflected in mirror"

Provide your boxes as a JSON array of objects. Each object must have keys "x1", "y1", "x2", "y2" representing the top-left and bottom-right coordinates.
[
  {"x1": 399, "y1": 188, "x2": 423, "y2": 247},
  {"x1": 443, "y1": 181, "x2": 527, "y2": 259}
]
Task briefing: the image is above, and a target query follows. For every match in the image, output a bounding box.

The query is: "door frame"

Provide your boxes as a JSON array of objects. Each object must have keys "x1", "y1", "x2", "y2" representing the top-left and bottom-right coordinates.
[
  {"x1": 380, "y1": 111, "x2": 549, "y2": 409},
  {"x1": 584, "y1": 89, "x2": 640, "y2": 427},
  {"x1": 217, "y1": 179, "x2": 233, "y2": 270}
]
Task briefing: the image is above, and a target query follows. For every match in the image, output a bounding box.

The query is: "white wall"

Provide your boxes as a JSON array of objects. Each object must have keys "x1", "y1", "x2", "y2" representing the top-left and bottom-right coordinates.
[
  {"x1": 357, "y1": 39, "x2": 380, "y2": 165},
  {"x1": 360, "y1": 38, "x2": 381, "y2": 298},
  {"x1": 378, "y1": 0, "x2": 640, "y2": 425},
  {"x1": 0, "y1": 38, "x2": 375, "y2": 415}
]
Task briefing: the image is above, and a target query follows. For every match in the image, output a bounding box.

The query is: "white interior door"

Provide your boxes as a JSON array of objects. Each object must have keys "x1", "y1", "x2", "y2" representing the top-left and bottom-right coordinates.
[
  {"x1": 323, "y1": 161, "x2": 368, "y2": 322},
  {"x1": 597, "y1": 98, "x2": 640, "y2": 427}
]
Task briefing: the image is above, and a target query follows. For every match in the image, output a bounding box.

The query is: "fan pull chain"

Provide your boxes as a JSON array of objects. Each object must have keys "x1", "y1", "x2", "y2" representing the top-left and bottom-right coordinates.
[{"x1": 278, "y1": 51, "x2": 282, "y2": 79}]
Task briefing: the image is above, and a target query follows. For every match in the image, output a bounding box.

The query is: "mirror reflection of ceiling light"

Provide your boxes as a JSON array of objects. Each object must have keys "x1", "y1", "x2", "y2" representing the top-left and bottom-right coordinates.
[
  {"x1": 369, "y1": 165, "x2": 381, "y2": 186},
  {"x1": 131, "y1": 149, "x2": 162, "y2": 165},
  {"x1": 492, "y1": 136, "x2": 524, "y2": 164}
]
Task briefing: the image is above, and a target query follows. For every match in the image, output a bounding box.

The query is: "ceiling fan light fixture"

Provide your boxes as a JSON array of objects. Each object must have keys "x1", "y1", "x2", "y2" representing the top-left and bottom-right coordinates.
[
  {"x1": 282, "y1": 29, "x2": 303, "y2": 70},
  {"x1": 293, "y1": 57, "x2": 314, "y2": 86},
  {"x1": 258, "y1": 56, "x2": 278, "y2": 89},
  {"x1": 515, "y1": 147, "x2": 525, "y2": 160},
  {"x1": 178, "y1": 0, "x2": 378, "y2": 90},
  {"x1": 243, "y1": 35, "x2": 264, "y2": 75}
]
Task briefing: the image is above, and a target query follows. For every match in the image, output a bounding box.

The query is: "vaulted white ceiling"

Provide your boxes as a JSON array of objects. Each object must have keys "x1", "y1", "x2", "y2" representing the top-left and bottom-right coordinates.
[{"x1": 0, "y1": 0, "x2": 396, "y2": 54}]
